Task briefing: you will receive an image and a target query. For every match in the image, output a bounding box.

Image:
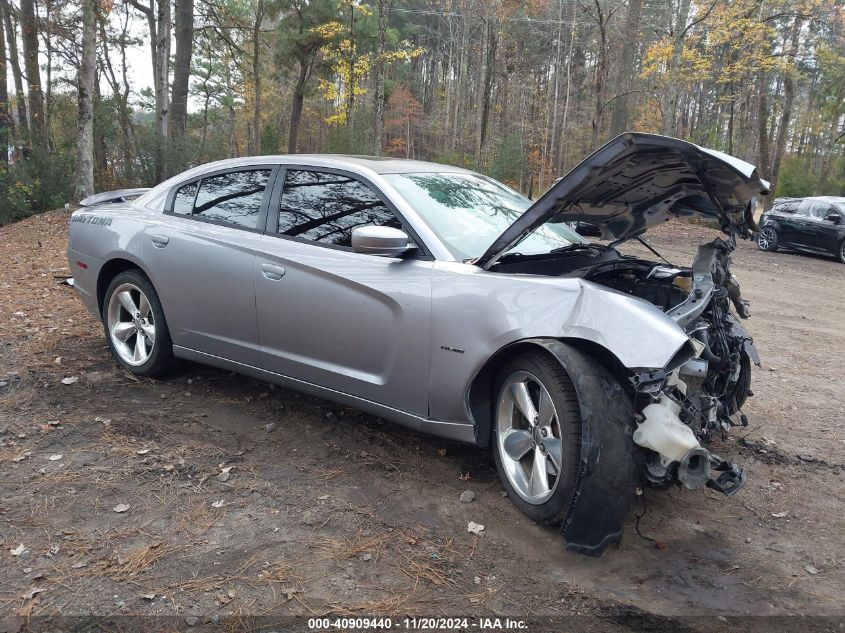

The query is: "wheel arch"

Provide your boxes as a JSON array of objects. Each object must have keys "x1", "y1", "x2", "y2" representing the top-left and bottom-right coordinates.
[
  {"x1": 467, "y1": 337, "x2": 631, "y2": 449},
  {"x1": 96, "y1": 257, "x2": 152, "y2": 316}
]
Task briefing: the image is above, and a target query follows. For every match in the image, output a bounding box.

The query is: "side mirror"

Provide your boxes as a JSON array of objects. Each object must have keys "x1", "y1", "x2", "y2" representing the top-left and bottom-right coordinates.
[
  {"x1": 824, "y1": 212, "x2": 841, "y2": 224},
  {"x1": 573, "y1": 222, "x2": 602, "y2": 238},
  {"x1": 351, "y1": 226, "x2": 413, "y2": 257}
]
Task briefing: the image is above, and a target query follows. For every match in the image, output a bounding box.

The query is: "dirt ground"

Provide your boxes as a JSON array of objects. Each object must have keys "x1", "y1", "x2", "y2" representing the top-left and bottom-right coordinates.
[{"x1": 1, "y1": 209, "x2": 844, "y2": 630}]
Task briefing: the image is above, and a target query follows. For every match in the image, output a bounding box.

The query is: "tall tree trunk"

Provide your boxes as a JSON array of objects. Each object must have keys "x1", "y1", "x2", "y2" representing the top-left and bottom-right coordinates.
[
  {"x1": 170, "y1": 0, "x2": 194, "y2": 142},
  {"x1": 590, "y1": 1, "x2": 609, "y2": 149},
  {"x1": 770, "y1": 16, "x2": 803, "y2": 192},
  {"x1": 609, "y1": 0, "x2": 642, "y2": 135},
  {"x1": 251, "y1": 0, "x2": 264, "y2": 155},
  {"x1": 20, "y1": 0, "x2": 44, "y2": 152},
  {"x1": 155, "y1": 0, "x2": 170, "y2": 179},
  {"x1": 75, "y1": 0, "x2": 95, "y2": 199},
  {"x1": 0, "y1": 0, "x2": 10, "y2": 167},
  {"x1": 130, "y1": 0, "x2": 170, "y2": 180},
  {"x1": 662, "y1": 0, "x2": 691, "y2": 136},
  {"x1": 41, "y1": 0, "x2": 52, "y2": 150},
  {"x1": 288, "y1": 57, "x2": 310, "y2": 153},
  {"x1": 2, "y1": 1, "x2": 27, "y2": 137},
  {"x1": 756, "y1": 73, "x2": 770, "y2": 179},
  {"x1": 373, "y1": 0, "x2": 391, "y2": 155},
  {"x1": 346, "y1": 1, "x2": 355, "y2": 149},
  {"x1": 476, "y1": 17, "x2": 496, "y2": 164}
]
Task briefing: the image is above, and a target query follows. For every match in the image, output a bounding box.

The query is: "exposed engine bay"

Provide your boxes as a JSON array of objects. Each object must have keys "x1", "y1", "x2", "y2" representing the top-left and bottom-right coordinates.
[{"x1": 492, "y1": 234, "x2": 757, "y2": 498}]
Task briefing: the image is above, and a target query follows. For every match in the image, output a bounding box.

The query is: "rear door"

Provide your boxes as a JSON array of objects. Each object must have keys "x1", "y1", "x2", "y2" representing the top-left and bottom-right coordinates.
[
  {"x1": 144, "y1": 166, "x2": 277, "y2": 366},
  {"x1": 254, "y1": 167, "x2": 433, "y2": 416}
]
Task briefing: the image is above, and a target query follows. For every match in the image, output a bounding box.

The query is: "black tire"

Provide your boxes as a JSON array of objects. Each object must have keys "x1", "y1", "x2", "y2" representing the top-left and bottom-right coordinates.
[
  {"x1": 102, "y1": 269, "x2": 175, "y2": 377},
  {"x1": 492, "y1": 351, "x2": 582, "y2": 525},
  {"x1": 838, "y1": 239, "x2": 845, "y2": 264},
  {"x1": 757, "y1": 227, "x2": 778, "y2": 252}
]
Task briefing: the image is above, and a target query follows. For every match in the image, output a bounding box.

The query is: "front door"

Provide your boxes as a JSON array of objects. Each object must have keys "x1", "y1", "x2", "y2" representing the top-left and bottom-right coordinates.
[{"x1": 254, "y1": 168, "x2": 433, "y2": 417}]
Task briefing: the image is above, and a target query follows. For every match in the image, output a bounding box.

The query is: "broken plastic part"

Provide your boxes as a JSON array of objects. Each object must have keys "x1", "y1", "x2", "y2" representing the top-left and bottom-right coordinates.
[
  {"x1": 633, "y1": 389, "x2": 702, "y2": 465},
  {"x1": 706, "y1": 457, "x2": 746, "y2": 496},
  {"x1": 676, "y1": 447, "x2": 711, "y2": 489}
]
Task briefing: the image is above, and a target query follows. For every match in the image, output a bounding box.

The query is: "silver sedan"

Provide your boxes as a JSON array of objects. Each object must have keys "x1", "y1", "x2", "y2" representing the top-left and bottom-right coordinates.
[{"x1": 67, "y1": 133, "x2": 769, "y2": 555}]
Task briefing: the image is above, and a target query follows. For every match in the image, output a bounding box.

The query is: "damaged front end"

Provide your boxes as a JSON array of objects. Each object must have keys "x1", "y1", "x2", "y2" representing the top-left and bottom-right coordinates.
[{"x1": 627, "y1": 235, "x2": 757, "y2": 498}]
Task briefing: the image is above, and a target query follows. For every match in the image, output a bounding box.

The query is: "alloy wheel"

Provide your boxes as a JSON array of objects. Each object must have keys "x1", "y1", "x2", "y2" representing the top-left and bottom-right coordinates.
[
  {"x1": 758, "y1": 228, "x2": 776, "y2": 250},
  {"x1": 107, "y1": 282, "x2": 156, "y2": 366},
  {"x1": 496, "y1": 371, "x2": 563, "y2": 505}
]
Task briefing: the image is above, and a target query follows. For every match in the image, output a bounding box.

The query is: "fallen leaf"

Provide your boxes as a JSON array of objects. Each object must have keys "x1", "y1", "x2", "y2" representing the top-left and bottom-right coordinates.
[
  {"x1": 10, "y1": 543, "x2": 27, "y2": 556},
  {"x1": 60, "y1": 376, "x2": 79, "y2": 385},
  {"x1": 47, "y1": 420, "x2": 61, "y2": 426},
  {"x1": 805, "y1": 564, "x2": 820, "y2": 575},
  {"x1": 467, "y1": 521, "x2": 485, "y2": 535},
  {"x1": 22, "y1": 587, "x2": 45, "y2": 600},
  {"x1": 458, "y1": 472, "x2": 472, "y2": 481},
  {"x1": 436, "y1": 448, "x2": 447, "y2": 457},
  {"x1": 48, "y1": 454, "x2": 63, "y2": 461},
  {"x1": 211, "y1": 500, "x2": 225, "y2": 508},
  {"x1": 141, "y1": 593, "x2": 156, "y2": 601},
  {"x1": 771, "y1": 511, "x2": 788, "y2": 518},
  {"x1": 113, "y1": 503, "x2": 130, "y2": 513},
  {"x1": 135, "y1": 448, "x2": 150, "y2": 455}
]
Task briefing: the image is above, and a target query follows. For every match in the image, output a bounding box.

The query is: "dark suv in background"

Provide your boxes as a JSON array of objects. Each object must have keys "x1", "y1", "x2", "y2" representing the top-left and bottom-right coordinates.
[{"x1": 757, "y1": 196, "x2": 845, "y2": 263}]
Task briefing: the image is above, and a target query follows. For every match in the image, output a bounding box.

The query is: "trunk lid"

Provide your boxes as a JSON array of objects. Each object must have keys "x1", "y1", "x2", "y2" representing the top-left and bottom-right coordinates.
[{"x1": 477, "y1": 133, "x2": 770, "y2": 269}]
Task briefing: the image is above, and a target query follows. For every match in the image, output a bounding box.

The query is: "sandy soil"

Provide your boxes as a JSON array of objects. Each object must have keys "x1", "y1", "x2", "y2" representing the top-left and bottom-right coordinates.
[{"x1": 1, "y1": 210, "x2": 843, "y2": 629}]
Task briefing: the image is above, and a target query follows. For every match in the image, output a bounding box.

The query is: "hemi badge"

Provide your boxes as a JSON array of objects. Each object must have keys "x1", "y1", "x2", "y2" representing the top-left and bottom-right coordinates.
[{"x1": 440, "y1": 345, "x2": 464, "y2": 354}]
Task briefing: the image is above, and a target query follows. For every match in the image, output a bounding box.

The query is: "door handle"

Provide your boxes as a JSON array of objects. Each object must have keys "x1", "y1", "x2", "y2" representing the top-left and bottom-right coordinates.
[
  {"x1": 151, "y1": 234, "x2": 169, "y2": 248},
  {"x1": 261, "y1": 263, "x2": 286, "y2": 280}
]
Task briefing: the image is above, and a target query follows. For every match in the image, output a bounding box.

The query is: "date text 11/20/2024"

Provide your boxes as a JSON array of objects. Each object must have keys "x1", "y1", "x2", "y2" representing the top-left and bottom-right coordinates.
[{"x1": 307, "y1": 617, "x2": 528, "y2": 630}]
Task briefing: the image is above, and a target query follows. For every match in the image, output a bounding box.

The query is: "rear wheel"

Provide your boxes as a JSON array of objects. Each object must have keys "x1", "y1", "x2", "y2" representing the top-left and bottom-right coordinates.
[
  {"x1": 103, "y1": 270, "x2": 175, "y2": 376},
  {"x1": 492, "y1": 352, "x2": 582, "y2": 525},
  {"x1": 757, "y1": 227, "x2": 778, "y2": 252},
  {"x1": 838, "y1": 240, "x2": 845, "y2": 264}
]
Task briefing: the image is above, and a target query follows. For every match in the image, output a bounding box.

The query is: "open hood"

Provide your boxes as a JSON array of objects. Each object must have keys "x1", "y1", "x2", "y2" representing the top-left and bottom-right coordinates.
[{"x1": 477, "y1": 133, "x2": 770, "y2": 269}]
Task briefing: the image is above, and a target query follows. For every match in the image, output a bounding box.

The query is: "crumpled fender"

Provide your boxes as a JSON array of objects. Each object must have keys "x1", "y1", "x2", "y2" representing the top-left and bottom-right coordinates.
[{"x1": 529, "y1": 339, "x2": 641, "y2": 557}]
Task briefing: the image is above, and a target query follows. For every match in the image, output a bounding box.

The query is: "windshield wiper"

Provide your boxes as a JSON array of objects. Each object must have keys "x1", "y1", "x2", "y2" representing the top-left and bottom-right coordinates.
[{"x1": 549, "y1": 243, "x2": 607, "y2": 255}]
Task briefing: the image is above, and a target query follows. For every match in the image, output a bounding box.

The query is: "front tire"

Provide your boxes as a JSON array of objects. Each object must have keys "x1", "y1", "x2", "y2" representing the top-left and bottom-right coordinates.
[
  {"x1": 492, "y1": 352, "x2": 582, "y2": 525},
  {"x1": 102, "y1": 270, "x2": 175, "y2": 376},
  {"x1": 757, "y1": 227, "x2": 778, "y2": 252},
  {"x1": 838, "y1": 239, "x2": 845, "y2": 264}
]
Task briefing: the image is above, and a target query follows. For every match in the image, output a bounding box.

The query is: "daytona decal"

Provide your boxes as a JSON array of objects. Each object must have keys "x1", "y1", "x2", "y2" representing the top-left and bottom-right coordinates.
[{"x1": 72, "y1": 214, "x2": 113, "y2": 226}]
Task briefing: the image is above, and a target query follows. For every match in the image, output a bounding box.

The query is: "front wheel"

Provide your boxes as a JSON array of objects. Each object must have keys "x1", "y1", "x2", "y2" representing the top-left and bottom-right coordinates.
[
  {"x1": 492, "y1": 352, "x2": 582, "y2": 525},
  {"x1": 757, "y1": 227, "x2": 778, "y2": 252},
  {"x1": 102, "y1": 270, "x2": 175, "y2": 376},
  {"x1": 838, "y1": 240, "x2": 845, "y2": 264}
]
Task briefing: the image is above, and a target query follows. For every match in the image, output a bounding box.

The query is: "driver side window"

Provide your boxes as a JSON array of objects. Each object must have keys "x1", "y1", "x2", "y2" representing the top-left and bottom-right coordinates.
[
  {"x1": 277, "y1": 169, "x2": 401, "y2": 248},
  {"x1": 806, "y1": 201, "x2": 836, "y2": 220}
]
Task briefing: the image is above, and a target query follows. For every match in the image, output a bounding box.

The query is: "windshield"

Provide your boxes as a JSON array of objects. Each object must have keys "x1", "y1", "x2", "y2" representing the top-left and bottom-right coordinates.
[{"x1": 383, "y1": 172, "x2": 584, "y2": 260}]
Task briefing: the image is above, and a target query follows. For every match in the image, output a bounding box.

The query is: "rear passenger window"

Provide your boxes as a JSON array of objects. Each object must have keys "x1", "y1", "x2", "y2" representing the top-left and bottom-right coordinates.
[
  {"x1": 170, "y1": 170, "x2": 271, "y2": 228},
  {"x1": 194, "y1": 170, "x2": 271, "y2": 228},
  {"x1": 277, "y1": 169, "x2": 401, "y2": 247},
  {"x1": 173, "y1": 182, "x2": 197, "y2": 215}
]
